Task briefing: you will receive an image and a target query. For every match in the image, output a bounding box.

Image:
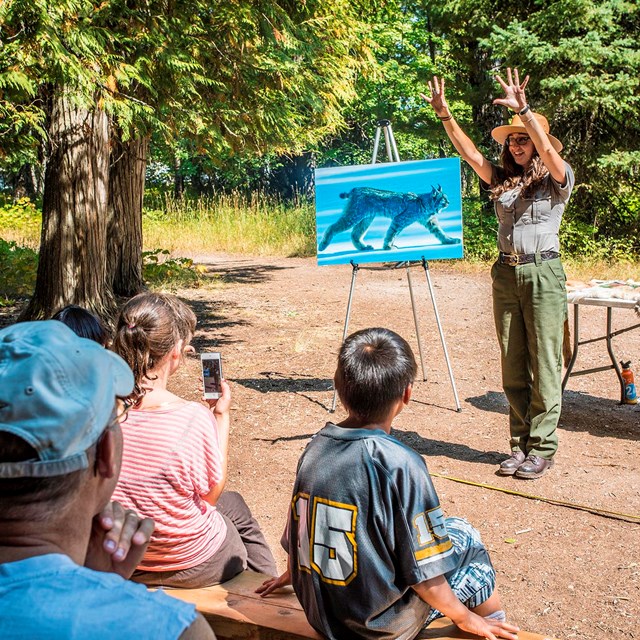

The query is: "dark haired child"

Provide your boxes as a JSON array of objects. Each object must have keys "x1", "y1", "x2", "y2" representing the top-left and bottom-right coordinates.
[
  {"x1": 52, "y1": 305, "x2": 110, "y2": 346},
  {"x1": 258, "y1": 328, "x2": 519, "y2": 640}
]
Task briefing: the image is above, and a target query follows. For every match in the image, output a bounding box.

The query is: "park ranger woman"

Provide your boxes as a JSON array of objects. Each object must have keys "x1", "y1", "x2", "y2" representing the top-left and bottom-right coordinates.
[{"x1": 422, "y1": 68, "x2": 574, "y2": 479}]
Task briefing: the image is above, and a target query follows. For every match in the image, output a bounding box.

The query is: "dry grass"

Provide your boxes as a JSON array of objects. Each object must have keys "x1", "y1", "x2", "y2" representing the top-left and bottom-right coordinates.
[
  {"x1": 143, "y1": 193, "x2": 315, "y2": 258},
  {"x1": 441, "y1": 258, "x2": 640, "y2": 281},
  {"x1": 1, "y1": 229, "x2": 38, "y2": 249},
  {"x1": 562, "y1": 258, "x2": 640, "y2": 282},
  {"x1": 2, "y1": 195, "x2": 638, "y2": 282}
]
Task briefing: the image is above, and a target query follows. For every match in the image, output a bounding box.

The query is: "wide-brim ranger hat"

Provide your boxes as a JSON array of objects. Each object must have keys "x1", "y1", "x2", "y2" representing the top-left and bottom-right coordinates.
[
  {"x1": 491, "y1": 112, "x2": 563, "y2": 153},
  {"x1": 0, "y1": 320, "x2": 134, "y2": 479}
]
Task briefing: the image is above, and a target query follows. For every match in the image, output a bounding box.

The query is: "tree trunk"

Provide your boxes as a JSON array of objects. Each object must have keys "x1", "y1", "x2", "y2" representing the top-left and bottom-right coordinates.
[
  {"x1": 174, "y1": 155, "x2": 184, "y2": 199},
  {"x1": 19, "y1": 88, "x2": 113, "y2": 320},
  {"x1": 14, "y1": 163, "x2": 42, "y2": 201},
  {"x1": 108, "y1": 136, "x2": 148, "y2": 297}
]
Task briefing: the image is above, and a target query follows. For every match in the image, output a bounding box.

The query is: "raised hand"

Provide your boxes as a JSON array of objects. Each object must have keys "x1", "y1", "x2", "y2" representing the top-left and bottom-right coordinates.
[
  {"x1": 420, "y1": 76, "x2": 450, "y2": 118},
  {"x1": 493, "y1": 67, "x2": 529, "y2": 113}
]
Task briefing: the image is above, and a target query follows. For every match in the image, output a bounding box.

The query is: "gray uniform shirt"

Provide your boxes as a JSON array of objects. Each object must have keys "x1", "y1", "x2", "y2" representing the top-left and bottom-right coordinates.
[{"x1": 490, "y1": 161, "x2": 574, "y2": 254}]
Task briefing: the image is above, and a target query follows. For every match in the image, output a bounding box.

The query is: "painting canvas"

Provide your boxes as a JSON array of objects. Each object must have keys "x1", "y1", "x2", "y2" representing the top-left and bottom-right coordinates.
[{"x1": 315, "y1": 158, "x2": 463, "y2": 266}]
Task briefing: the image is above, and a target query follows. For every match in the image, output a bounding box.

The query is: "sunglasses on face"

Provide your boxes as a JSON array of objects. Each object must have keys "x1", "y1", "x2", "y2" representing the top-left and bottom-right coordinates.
[{"x1": 506, "y1": 136, "x2": 531, "y2": 147}]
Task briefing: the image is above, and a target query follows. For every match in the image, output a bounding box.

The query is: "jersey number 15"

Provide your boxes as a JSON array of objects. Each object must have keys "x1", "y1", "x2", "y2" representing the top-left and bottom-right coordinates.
[{"x1": 292, "y1": 494, "x2": 357, "y2": 586}]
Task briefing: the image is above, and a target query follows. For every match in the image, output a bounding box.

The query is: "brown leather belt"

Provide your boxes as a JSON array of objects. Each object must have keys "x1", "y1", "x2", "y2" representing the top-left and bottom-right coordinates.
[{"x1": 498, "y1": 251, "x2": 560, "y2": 266}]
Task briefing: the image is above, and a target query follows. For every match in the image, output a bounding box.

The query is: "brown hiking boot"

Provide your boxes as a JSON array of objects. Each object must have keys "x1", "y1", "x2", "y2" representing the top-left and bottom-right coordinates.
[
  {"x1": 497, "y1": 450, "x2": 526, "y2": 476},
  {"x1": 515, "y1": 454, "x2": 554, "y2": 479}
]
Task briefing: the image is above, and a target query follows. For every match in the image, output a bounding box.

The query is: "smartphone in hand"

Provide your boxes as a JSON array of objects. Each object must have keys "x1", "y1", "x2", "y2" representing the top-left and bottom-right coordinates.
[{"x1": 201, "y1": 352, "x2": 223, "y2": 400}]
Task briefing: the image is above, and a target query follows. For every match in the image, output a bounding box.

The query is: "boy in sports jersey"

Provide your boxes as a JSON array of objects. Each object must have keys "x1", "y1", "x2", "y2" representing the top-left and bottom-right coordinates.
[{"x1": 258, "y1": 328, "x2": 519, "y2": 640}]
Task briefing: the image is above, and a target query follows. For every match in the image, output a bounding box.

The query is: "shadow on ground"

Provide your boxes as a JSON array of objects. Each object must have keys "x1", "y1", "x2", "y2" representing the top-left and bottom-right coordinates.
[
  {"x1": 392, "y1": 428, "x2": 506, "y2": 465},
  {"x1": 188, "y1": 298, "x2": 247, "y2": 348},
  {"x1": 201, "y1": 262, "x2": 292, "y2": 286},
  {"x1": 466, "y1": 389, "x2": 639, "y2": 442},
  {"x1": 410, "y1": 397, "x2": 463, "y2": 413},
  {"x1": 560, "y1": 390, "x2": 639, "y2": 441},
  {"x1": 254, "y1": 432, "x2": 318, "y2": 445},
  {"x1": 234, "y1": 372, "x2": 333, "y2": 393},
  {"x1": 465, "y1": 390, "x2": 509, "y2": 415},
  {"x1": 233, "y1": 372, "x2": 334, "y2": 411}
]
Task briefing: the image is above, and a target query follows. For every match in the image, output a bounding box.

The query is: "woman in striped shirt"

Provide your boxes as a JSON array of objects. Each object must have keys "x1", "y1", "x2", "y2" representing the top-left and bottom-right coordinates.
[{"x1": 111, "y1": 292, "x2": 276, "y2": 588}]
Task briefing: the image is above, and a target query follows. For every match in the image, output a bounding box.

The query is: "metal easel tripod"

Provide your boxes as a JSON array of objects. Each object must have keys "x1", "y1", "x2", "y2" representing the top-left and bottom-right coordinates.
[{"x1": 330, "y1": 119, "x2": 461, "y2": 413}]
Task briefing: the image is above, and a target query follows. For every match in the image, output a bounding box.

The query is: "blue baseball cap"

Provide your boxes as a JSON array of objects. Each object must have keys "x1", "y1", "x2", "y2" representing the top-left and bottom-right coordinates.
[{"x1": 0, "y1": 320, "x2": 134, "y2": 478}]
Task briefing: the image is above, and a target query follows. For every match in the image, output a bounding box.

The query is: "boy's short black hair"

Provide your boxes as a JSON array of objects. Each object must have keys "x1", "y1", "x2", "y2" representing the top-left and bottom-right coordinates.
[
  {"x1": 335, "y1": 327, "x2": 417, "y2": 421},
  {"x1": 52, "y1": 305, "x2": 110, "y2": 346}
]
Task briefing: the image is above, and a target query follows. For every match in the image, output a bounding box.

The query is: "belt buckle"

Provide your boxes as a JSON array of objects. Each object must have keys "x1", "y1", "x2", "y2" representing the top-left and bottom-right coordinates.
[{"x1": 504, "y1": 253, "x2": 519, "y2": 266}]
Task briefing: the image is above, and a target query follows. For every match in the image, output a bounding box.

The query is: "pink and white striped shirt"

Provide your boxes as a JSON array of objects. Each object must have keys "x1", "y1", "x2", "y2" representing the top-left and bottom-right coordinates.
[{"x1": 113, "y1": 402, "x2": 226, "y2": 572}]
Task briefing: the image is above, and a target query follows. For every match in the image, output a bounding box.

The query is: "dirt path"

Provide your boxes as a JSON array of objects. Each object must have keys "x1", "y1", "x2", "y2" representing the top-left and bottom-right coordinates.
[
  {"x1": 6, "y1": 253, "x2": 637, "y2": 638},
  {"x1": 167, "y1": 253, "x2": 639, "y2": 640}
]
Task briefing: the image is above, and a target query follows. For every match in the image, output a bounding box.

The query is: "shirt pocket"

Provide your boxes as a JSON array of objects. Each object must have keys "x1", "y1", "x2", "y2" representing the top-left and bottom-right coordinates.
[
  {"x1": 496, "y1": 190, "x2": 518, "y2": 224},
  {"x1": 532, "y1": 187, "x2": 553, "y2": 224}
]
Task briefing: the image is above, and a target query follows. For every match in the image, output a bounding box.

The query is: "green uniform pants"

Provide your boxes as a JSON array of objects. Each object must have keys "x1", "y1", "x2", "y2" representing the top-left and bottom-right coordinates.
[{"x1": 491, "y1": 256, "x2": 567, "y2": 459}]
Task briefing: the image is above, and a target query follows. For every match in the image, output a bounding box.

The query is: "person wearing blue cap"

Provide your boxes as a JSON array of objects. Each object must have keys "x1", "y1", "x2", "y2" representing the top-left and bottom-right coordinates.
[{"x1": 0, "y1": 321, "x2": 216, "y2": 640}]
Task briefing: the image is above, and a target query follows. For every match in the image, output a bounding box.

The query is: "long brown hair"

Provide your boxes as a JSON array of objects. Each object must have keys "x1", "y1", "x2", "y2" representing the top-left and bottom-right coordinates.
[
  {"x1": 490, "y1": 144, "x2": 550, "y2": 200},
  {"x1": 112, "y1": 292, "x2": 196, "y2": 406}
]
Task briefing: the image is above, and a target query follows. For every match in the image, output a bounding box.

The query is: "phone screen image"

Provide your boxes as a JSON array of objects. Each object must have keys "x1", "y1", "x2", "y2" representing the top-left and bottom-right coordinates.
[{"x1": 201, "y1": 353, "x2": 223, "y2": 399}]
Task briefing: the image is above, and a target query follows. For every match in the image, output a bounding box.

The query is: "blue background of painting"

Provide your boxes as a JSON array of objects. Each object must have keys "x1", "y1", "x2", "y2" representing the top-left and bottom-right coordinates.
[{"x1": 315, "y1": 158, "x2": 463, "y2": 266}]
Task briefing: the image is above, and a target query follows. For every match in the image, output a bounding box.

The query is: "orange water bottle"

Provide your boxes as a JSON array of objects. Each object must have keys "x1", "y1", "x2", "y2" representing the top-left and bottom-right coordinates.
[{"x1": 620, "y1": 361, "x2": 638, "y2": 404}]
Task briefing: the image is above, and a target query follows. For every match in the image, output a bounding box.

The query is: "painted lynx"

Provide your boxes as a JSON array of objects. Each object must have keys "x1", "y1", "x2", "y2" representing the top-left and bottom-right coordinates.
[{"x1": 318, "y1": 185, "x2": 459, "y2": 252}]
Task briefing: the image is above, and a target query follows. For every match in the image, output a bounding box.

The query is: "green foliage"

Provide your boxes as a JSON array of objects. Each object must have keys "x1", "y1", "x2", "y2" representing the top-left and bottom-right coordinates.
[
  {"x1": 483, "y1": 0, "x2": 640, "y2": 238},
  {"x1": 0, "y1": 197, "x2": 41, "y2": 244},
  {"x1": 142, "y1": 249, "x2": 205, "y2": 290},
  {"x1": 461, "y1": 197, "x2": 499, "y2": 261},
  {"x1": 314, "y1": 2, "x2": 446, "y2": 167},
  {"x1": 1, "y1": 0, "x2": 375, "y2": 158},
  {"x1": 560, "y1": 217, "x2": 638, "y2": 264},
  {"x1": 0, "y1": 0, "x2": 121, "y2": 169},
  {"x1": 0, "y1": 238, "x2": 38, "y2": 303}
]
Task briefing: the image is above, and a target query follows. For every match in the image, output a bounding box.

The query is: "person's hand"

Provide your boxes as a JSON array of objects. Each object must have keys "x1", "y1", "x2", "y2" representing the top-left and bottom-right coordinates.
[
  {"x1": 420, "y1": 76, "x2": 450, "y2": 118},
  {"x1": 493, "y1": 67, "x2": 529, "y2": 113},
  {"x1": 452, "y1": 610, "x2": 520, "y2": 640},
  {"x1": 255, "y1": 569, "x2": 292, "y2": 597},
  {"x1": 204, "y1": 378, "x2": 231, "y2": 416},
  {"x1": 84, "y1": 501, "x2": 154, "y2": 579}
]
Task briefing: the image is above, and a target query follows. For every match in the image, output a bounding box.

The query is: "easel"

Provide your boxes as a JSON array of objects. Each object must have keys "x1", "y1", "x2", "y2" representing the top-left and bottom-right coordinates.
[{"x1": 330, "y1": 120, "x2": 461, "y2": 413}]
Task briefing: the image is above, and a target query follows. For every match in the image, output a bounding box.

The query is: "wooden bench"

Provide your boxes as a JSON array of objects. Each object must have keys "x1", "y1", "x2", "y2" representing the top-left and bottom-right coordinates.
[{"x1": 165, "y1": 570, "x2": 558, "y2": 640}]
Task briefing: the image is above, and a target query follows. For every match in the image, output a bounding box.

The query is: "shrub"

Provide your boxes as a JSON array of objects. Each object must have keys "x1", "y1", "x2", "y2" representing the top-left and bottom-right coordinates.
[
  {"x1": 142, "y1": 249, "x2": 207, "y2": 289},
  {"x1": 0, "y1": 239, "x2": 38, "y2": 303},
  {"x1": 462, "y1": 197, "x2": 497, "y2": 261}
]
